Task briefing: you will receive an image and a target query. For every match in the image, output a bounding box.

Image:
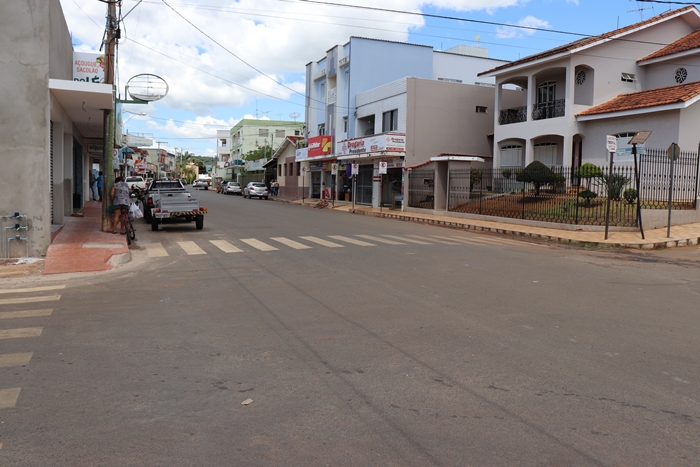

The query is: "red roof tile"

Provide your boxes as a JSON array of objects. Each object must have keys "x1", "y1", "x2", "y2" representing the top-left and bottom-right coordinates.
[
  {"x1": 478, "y1": 6, "x2": 697, "y2": 77},
  {"x1": 639, "y1": 30, "x2": 700, "y2": 62},
  {"x1": 576, "y1": 81, "x2": 700, "y2": 117}
]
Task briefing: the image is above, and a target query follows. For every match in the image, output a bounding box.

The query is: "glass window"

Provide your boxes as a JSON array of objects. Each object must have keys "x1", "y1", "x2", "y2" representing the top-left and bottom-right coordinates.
[{"x1": 382, "y1": 109, "x2": 398, "y2": 132}]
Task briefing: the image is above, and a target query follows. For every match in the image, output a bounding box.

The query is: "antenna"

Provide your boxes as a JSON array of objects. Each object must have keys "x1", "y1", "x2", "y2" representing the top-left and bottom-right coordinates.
[
  {"x1": 627, "y1": 0, "x2": 653, "y2": 21},
  {"x1": 289, "y1": 112, "x2": 300, "y2": 122},
  {"x1": 255, "y1": 100, "x2": 269, "y2": 119}
]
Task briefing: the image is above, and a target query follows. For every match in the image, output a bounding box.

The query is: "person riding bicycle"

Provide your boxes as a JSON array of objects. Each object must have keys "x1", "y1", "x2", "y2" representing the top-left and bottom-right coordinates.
[{"x1": 111, "y1": 176, "x2": 130, "y2": 234}]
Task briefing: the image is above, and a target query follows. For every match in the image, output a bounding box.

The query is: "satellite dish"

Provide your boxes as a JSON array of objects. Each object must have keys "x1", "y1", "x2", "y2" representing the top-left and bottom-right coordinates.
[
  {"x1": 126, "y1": 74, "x2": 169, "y2": 102},
  {"x1": 289, "y1": 112, "x2": 300, "y2": 122}
]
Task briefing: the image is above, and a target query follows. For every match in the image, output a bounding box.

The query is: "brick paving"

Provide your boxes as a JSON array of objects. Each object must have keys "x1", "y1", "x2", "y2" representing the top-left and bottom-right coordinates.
[{"x1": 42, "y1": 202, "x2": 129, "y2": 275}]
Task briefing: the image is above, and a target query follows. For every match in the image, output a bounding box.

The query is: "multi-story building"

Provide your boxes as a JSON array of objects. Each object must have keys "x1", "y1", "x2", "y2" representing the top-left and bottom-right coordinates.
[
  {"x1": 479, "y1": 6, "x2": 700, "y2": 170},
  {"x1": 0, "y1": 1, "x2": 111, "y2": 256},
  {"x1": 214, "y1": 129, "x2": 232, "y2": 179},
  {"x1": 301, "y1": 37, "x2": 512, "y2": 206}
]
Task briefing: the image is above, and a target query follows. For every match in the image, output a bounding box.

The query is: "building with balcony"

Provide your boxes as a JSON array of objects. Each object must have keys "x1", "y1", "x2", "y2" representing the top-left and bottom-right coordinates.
[
  {"x1": 214, "y1": 129, "x2": 232, "y2": 179},
  {"x1": 304, "y1": 37, "x2": 511, "y2": 205},
  {"x1": 480, "y1": 6, "x2": 700, "y2": 171}
]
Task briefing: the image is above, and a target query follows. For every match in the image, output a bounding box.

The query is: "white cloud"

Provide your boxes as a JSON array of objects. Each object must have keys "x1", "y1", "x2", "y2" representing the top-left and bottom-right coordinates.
[{"x1": 496, "y1": 16, "x2": 552, "y2": 39}]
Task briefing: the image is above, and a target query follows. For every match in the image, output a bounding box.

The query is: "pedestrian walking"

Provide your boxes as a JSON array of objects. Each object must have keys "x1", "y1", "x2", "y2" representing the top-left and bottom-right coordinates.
[
  {"x1": 96, "y1": 171, "x2": 104, "y2": 201},
  {"x1": 274, "y1": 180, "x2": 280, "y2": 197}
]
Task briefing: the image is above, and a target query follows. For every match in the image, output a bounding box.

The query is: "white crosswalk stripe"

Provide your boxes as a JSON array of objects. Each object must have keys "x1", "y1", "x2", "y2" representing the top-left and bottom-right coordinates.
[
  {"x1": 406, "y1": 234, "x2": 461, "y2": 245},
  {"x1": 0, "y1": 309, "x2": 53, "y2": 320},
  {"x1": 299, "y1": 236, "x2": 345, "y2": 248},
  {"x1": 210, "y1": 240, "x2": 243, "y2": 253},
  {"x1": 0, "y1": 327, "x2": 42, "y2": 340},
  {"x1": 381, "y1": 235, "x2": 432, "y2": 245},
  {"x1": 328, "y1": 235, "x2": 376, "y2": 247},
  {"x1": 0, "y1": 295, "x2": 60, "y2": 306},
  {"x1": 0, "y1": 352, "x2": 33, "y2": 368},
  {"x1": 444, "y1": 235, "x2": 546, "y2": 247},
  {"x1": 356, "y1": 235, "x2": 405, "y2": 245},
  {"x1": 0, "y1": 388, "x2": 21, "y2": 409},
  {"x1": 241, "y1": 238, "x2": 278, "y2": 251},
  {"x1": 0, "y1": 285, "x2": 65, "y2": 295},
  {"x1": 270, "y1": 237, "x2": 312, "y2": 250},
  {"x1": 146, "y1": 242, "x2": 169, "y2": 257},
  {"x1": 178, "y1": 241, "x2": 207, "y2": 255}
]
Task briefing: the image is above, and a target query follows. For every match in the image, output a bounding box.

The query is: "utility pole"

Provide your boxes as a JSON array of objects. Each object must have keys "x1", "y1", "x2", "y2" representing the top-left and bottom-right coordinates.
[
  {"x1": 102, "y1": 1, "x2": 118, "y2": 231},
  {"x1": 156, "y1": 141, "x2": 167, "y2": 180}
]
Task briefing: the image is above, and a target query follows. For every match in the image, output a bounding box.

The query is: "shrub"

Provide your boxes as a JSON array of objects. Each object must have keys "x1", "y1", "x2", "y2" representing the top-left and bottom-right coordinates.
[
  {"x1": 515, "y1": 161, "x2": 559, "y2": 196},
  {"x1": 573, "y1": 163, "x2": 603, "y2": 190},
  {"x1": 578, "y1": 189, "x2": 597, "y2": 206},
  {"x1": 602, "y1": 173, "x2": 630, "y2": 200},
  {"x1": 501, "y1": 168, "x2": 512, "y2": 179},
  {"x1": 470, "y1": 167, "x2": 482, "y2": 191},
  {"x1": 623, "y1": 188, "x2": 638, "y2": 205}
]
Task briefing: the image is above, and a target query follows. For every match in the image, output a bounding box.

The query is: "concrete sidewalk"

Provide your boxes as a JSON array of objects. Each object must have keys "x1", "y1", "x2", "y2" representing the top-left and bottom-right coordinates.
[
  {"x1": 42, "y1": 201, "x2": 130, "y2": 275},
  {"x1": 285, "y1": 197, "x2": 700, "y2": 250}
]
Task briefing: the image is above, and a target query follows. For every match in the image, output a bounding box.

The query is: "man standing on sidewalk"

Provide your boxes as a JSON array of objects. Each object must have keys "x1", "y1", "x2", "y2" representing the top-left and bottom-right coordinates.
[{"x1": 96, "y1": 171, "x2": 103, "y2": 201}]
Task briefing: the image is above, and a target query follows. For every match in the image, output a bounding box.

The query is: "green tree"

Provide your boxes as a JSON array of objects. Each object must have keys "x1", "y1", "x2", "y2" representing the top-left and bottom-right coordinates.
[
  {"x1": 243, "y1": 145, "x2": 273, "y2": 162},
  {"x1": 515, "y1": 160, "x2": 560, "y2": 197},
  {"x1": 573, "y1": 163, "x2": 603, "y2": 190}
]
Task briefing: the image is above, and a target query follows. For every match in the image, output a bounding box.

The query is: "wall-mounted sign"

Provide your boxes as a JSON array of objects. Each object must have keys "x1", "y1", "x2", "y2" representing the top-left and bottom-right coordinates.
[
  {"x1": 308, "y1": 135, "x2": 333, "y2": 157},
  {"x1": 338, "y1": 134, "x2": 406, "y2": 156},
  {"x1": 87, "y1": 143, "x2": 104, "y2": 154},
  {"x1": 378, "y1": 161, "x2": 388, "y2": 174},
  {"x1": 331, "y1": 163, "x2": 338, "y2": 175},
  {"x1": 73, "y1": 52, "x2": 105, "y2": 83}
]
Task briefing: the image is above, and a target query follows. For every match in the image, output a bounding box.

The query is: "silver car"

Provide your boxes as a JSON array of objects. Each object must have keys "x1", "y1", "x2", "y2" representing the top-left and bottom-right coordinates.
[
  {"x1": 244, "y1": 182, "x2": 269, "y2": 200},
  {"x1": 224, "y1": 181, "x2": 242, "y2": 195}
]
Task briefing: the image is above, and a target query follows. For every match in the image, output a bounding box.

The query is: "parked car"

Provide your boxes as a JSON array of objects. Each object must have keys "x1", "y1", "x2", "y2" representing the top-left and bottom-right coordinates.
[
  {"x1": 194, "y1": 178, "x2": 209, "y2": 190},
  {"x1": 224, "y1": 181, "x2": 242, "y2": 195},
  {"x1": 125, "y1": 176, "x2": 147, "y2": 190},
  {"x1": 244, "y1": 182, "x2": 269, "y2": 199}
]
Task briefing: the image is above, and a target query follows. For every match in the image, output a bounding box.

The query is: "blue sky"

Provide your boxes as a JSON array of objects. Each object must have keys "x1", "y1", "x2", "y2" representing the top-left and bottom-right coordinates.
[{"x1": 61, "y1": 0, "x2": 674, "y2": 157}]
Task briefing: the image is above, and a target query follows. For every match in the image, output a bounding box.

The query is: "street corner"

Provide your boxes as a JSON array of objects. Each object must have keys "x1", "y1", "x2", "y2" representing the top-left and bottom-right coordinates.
[{"x1": 0, "y1": 258, "x2": 45, "y2": 278}]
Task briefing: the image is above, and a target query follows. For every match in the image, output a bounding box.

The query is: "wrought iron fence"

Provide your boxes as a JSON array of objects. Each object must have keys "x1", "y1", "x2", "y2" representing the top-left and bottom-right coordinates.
[
  {"x1": 532, "y1": 99, "x2": 566, "y2": 120},
  {"x1": 445, "y1": 153, "x2": 698, "y2": 226},
  {"x1": 408, "y1": 169, "x2": 435, "y2": 210},
  {"x1": 498, "y1": 106, "x2": 527, "y2": 125}
]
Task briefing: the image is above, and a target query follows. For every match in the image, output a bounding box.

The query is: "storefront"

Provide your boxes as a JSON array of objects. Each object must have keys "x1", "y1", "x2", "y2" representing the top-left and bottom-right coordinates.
[
  {"x1": 337, "y1": 133, "x2": 406, "y2": 207},
  {"x1": 296, "y1": 135, "x2": 335, "y2": 199}
]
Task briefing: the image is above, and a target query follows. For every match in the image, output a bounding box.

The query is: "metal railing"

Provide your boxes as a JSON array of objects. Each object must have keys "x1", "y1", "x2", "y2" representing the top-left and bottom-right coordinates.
[
  {"x1": 408, "y1": 169, "x2": 435, "y2": 210},
  {"x1": 532, "y1": 99, "x2": 565, "y2": 120},
  {"x1": 498, "y1": 106, "x2": 527, "y2": 125},
  {"x1": 443, "y1": 152, "x2": 698, "y2": 226}
]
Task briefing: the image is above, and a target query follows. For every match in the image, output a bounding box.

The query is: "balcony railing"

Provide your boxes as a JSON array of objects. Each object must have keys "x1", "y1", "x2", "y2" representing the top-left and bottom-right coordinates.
[
  {"x1": 532, "y1": 99, "x2": 565, "y2": 120},
  {"x1": 498, "y1": 106, "x2": 527, "y2": 125}
]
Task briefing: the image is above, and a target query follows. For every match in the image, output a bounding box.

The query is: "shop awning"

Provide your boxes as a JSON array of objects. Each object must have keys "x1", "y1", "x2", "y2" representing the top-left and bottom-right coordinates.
[
  {"x1": 430, "y1": 156, "x2": 486, "y2": 162},
  {"x1": 49, "y1": 79, "x2": 113, "y2": 139},
  {"x1": 337, "y1": 152, "x2": 404, "y2": 161}
]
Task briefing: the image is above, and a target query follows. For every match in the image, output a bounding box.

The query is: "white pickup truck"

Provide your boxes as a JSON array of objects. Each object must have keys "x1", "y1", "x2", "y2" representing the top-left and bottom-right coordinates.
[{"x1": 145, "y1": 180, "x2": 207, "y2": 231}]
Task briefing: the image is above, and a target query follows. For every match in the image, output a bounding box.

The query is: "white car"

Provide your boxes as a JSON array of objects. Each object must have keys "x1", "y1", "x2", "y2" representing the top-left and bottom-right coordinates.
[
  {"x1": 125, "y1": 176, "x2": 146, "y2": 190},
  {"x1": 194, "y1": 179, "x2": 209, "y2": 190}
]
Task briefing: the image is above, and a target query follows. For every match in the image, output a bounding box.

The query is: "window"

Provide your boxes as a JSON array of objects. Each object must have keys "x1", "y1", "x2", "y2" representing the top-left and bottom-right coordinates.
[
  {"x1": 296, "y1": 162, "x2": 301, "y2": 175},
  {"x1": 343, "y1": 116, "x2": 348, "y2": 133},
  {"x1": 500, "y1": 145, "x2": 523, "y2": 167},
  {"x1": 275, "y1": 130, "x2": 285, "y2": 138},
  {"x1": 320, "y1": 82, "x2": 326, "y2": 103},
  {"x1": 259, "y1": 129, "x2": 269, "y2": 137},
  {"x1": 289, "y1": 162, "x2": 294, "y2": 176},
  {"x1": 294, "y1": 130, "x2": 300, "y2": 136},
  {"x1": 476, "y1": 106, "x2": 487, "y2": 113},
  {"x1": 537, "y1": 81, "x2": 556, "y2": 106},
  {"x1": 534, "y1": 142, "x2": 557, "y2": 166},
  {"x1": 382, "y1": 109, "x2": 398, "y2": 132},
  {"x1": 318, "y1": 123, "x2": 326, "y2": 136},
  {"x1": 220, "y1": 139, "x2": 227, "y2": 147},
  {"x1": 437, "y1": 77, "x2": 462, "y2": 83},
  {"x1": 621, "y1": 73, "x2": 636, "y2": 83}
]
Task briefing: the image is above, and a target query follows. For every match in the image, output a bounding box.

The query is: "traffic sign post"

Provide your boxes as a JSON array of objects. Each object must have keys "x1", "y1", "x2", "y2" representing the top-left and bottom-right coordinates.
[
  {"x1": 667, "y1": 143, "x2": 681, "y2": 238},
  {"x1": 604, "y1": 136, "x2": 617, "y2": 240},
  {"x1": 301, "y1": 166, "x2": 307, "y2": 202},
  {"x1": 628, "y1": 131, "x2": 651, "y2": 240}
]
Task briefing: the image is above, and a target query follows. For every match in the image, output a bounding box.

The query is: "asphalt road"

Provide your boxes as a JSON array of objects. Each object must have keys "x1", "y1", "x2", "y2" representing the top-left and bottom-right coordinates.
[{"x1": 1, "y1": 188, "x2": 699, "y2": 466}]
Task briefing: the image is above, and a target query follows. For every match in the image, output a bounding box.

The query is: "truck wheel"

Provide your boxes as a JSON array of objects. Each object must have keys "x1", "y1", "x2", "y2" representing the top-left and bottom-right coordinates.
[
  {"x1": 151, "y1": 219, "x2": 159, "y2": 231},
  {"x1": 195, "y1": 215, "x2": 204, "y2": 230},
  {"x1": 144, "y1": 208, "x2": 152, "y2": 224}
]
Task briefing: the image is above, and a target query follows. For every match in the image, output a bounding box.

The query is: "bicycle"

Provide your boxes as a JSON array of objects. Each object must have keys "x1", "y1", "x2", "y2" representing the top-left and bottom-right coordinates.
[
  {"x1": 313, "y1": 199, "x2": 329, "y2": 209},
  {"x1": 119, "y1": 205, "x2": 136, "y2": 245}
]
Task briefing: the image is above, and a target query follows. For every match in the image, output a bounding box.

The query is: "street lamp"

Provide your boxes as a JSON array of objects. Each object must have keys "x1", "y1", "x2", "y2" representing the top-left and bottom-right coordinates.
[{"x1": 123, "y1": 111, "x2": 146, "y2": 125}]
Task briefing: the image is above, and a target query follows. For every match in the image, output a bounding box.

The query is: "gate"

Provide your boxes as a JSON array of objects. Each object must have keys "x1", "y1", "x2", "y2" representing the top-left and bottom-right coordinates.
[{"x1": 408, "y1": 169, "x2": 435, "y2": 209}]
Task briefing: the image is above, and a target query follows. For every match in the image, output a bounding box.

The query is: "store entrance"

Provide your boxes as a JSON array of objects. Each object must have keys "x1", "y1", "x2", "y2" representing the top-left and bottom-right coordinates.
[
  {"x1": 381, "y1": 168, "x2": 402, "y2": 207},
  {"x1": 311, "y1": 171, "x2": 321, "y2": 198},
  {"x1": 356, "y1": 165, "x2": 373, "y2": 205}
]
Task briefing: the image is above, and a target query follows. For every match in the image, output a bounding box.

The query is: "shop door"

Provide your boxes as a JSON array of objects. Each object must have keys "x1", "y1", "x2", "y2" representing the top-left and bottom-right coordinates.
[
  {"x1": 73, "y1": 140, "x2": 83, "y2": 209},
  {"x1": 311, "y1": 171, "x2": 321, "y2": 198},
  {"x1": 356, "y1": 165, "x2": 373, "y2": 205},
  {"x1": 381, "y1": 168, "x2": 402, "y2": 206}
]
